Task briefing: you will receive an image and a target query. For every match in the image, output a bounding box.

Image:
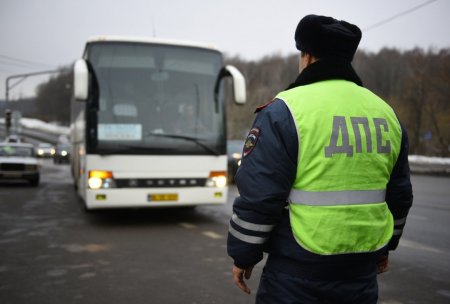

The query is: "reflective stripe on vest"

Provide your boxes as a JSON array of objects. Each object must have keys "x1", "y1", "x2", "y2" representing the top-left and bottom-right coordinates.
[
  {"x1": 277, "y1": 80, "x2": 401, "y2": 255},
  {"x1": 289, "y1": 189, "x2": 386, "y2": 206}
]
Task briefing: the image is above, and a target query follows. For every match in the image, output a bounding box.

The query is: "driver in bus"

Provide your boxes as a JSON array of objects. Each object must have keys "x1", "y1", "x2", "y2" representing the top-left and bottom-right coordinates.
[{"x1": 173, "y1": 103, "x2": 205, "y2": 134}]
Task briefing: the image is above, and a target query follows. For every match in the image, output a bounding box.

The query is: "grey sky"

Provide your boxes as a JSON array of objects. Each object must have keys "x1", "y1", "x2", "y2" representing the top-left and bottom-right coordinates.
[{"x1": 1, "y1": 0, "x2": 449, "y2": 100}]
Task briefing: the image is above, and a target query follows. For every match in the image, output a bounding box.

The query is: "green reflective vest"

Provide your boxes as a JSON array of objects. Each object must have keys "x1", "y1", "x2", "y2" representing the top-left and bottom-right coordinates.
[{"x1": 276, "y1": 80, "x2": 402, "y2": 255}]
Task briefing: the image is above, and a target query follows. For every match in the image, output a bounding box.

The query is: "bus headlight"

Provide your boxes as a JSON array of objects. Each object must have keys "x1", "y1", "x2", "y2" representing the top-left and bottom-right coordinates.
[
  {"x1": 88, "y1": 170, "x2": 116, "y2": 189},
  {"x1": 206, "y1": 171, "x2": 227, "y2": 188}
]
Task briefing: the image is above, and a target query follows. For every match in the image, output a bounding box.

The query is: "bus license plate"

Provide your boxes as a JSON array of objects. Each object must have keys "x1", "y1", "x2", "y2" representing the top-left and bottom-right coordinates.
[{"x1": 148, "y1": 194, "x2": 178, "y2": 202}]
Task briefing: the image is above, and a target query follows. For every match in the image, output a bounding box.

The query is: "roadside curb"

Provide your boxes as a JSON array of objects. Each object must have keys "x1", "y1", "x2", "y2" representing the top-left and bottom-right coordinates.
[{"x1": 409, "y1": 155, "x2": 450, "y2": 176}]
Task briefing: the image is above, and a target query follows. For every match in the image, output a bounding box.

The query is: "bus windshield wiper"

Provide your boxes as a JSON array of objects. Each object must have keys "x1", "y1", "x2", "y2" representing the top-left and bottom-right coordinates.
[{"x1": 146, "y1": 132, "x2": 220, "y2": 156}]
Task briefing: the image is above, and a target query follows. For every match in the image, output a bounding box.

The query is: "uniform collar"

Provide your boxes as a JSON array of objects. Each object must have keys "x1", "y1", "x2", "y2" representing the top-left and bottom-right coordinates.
[{"x1": 286, "y1": 58, "x2": 363, "y2": 90}]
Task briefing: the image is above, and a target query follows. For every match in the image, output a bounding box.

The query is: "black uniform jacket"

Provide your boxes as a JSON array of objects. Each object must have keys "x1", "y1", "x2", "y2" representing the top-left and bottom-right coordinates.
[{"x1": 227, "y1": 59, "x2": 413, "y2": 280}]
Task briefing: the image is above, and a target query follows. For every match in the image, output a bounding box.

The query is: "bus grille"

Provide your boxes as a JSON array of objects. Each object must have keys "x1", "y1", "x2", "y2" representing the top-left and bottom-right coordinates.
[{"x1": 115, "y1": 178, "x2": 207, "y2": 188}]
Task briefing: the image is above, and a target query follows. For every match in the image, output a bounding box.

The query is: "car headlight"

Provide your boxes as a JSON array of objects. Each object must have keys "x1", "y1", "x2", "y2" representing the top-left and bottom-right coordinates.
[
  {"x1": 88, "y1": 170, "x2": 116, "y2": 189},
  {"x1": 37, "y1": 149, "x2": 44, "y2": 155},
  {"x1": 61, "y1": 150, "x2": 68, "y2": 156}
]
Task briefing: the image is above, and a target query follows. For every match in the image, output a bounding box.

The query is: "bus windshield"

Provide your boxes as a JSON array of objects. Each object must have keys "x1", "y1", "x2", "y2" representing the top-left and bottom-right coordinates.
[{"x1": 87, "y1": 42, "x2": 225, "y2": 155}]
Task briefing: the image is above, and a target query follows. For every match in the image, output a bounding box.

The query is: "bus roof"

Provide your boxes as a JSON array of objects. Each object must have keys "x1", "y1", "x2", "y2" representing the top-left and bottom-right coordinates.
[{"x1": 86, "y1": 35, "x2": 220, "y2": 52}]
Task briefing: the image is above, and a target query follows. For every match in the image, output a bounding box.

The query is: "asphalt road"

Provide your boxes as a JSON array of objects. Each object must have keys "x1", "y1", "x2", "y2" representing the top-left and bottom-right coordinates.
[{"x1": 0, "y1": 160, "x2": 449, "y2": 304}]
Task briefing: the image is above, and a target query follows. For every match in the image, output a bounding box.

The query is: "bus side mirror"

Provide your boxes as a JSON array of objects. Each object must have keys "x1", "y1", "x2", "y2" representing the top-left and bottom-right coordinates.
[
  {"x1": 74, "y1": 59, "x2": 89, "y2": 101},
  {"x1": 224, "y1": 65, "x2": 246, "y2": 105},
  {"x1": 214, "y1": 65, "x2": 246, "y2": 106}
]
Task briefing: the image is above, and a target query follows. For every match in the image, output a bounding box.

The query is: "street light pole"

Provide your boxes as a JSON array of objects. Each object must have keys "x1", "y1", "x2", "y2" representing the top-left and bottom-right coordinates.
[
  {"x1": 5, "y1": 69, "x2": 59, "y2": 102},
  {"x1": 3, "y1": 69, "x2": 60, "y2": 136}
]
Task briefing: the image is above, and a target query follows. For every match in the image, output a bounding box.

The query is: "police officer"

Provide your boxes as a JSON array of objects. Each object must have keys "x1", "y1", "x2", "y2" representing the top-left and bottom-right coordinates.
[{"x1": 227, "y1": 14, "x2": 413, "y2": 303}]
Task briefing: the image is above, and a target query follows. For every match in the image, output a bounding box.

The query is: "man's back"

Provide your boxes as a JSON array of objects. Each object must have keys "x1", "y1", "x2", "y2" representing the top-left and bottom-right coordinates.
[{"x1": 227, "y1": 14, "x2": 413, "y2": 303}]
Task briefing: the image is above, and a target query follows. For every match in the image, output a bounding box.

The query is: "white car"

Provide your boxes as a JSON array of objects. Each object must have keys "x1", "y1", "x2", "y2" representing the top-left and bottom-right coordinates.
[{"x1": 0, "y1": 143, "x2": 40, "y2": 186}]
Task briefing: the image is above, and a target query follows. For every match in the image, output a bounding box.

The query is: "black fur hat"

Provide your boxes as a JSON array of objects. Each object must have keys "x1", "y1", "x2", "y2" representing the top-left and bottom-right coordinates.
[{"x1": 295, "y1": 14, "x2": 362, "y2": 61}]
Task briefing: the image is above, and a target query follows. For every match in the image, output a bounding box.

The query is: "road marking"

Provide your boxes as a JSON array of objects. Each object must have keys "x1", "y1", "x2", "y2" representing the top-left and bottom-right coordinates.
[
  {"x1": 437, "y1": 290, "x2": 450, "y2": 298},
  {"x1": 79, "y1": 272, "x2": 96, "y2": 279},
  {"x1": 399, "y1": 239, "x2": 444, "y2": 254},
  {"x1": 179, "y1": 222, "x2": 197, "y2": 229},
  {"x1": 202, "y1": 231, "x2": 224, "y2": 239},
  {"x1": 59, "y1": 244, "x2": 111, "y2": 253},
  {"x1": 178, "y1": 222, "x2": 224, "y2": 239},
  {"x1": 68, "y1": 264, "x2": 93, "y2": 269},
  {"x1": 47, "y1": 269, "x2": 67, "y2": 277},
  {"x1": 408, "y1": 214, "x2": 428, "y2": 221}
]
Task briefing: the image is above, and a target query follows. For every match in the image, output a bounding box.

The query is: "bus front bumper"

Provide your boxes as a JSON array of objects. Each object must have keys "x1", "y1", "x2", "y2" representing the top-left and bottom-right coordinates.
[{"x1": 85, "y1": 187, "x2": 228, "y2": 209}]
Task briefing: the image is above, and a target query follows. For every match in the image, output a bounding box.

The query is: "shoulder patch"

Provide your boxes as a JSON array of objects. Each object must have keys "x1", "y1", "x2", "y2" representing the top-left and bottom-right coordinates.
[
  {"x1": 255, "y1": 99, "x2": 276, "y2": 113},
  {"x1": 243, "y1": 128, "x2": 260, "y2": 157}
]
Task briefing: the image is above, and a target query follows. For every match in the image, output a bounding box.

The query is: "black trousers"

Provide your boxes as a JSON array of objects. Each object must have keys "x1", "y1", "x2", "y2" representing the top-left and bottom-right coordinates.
[{"x1": 256, "y1": 267, "x2": 378, "y2": 304}]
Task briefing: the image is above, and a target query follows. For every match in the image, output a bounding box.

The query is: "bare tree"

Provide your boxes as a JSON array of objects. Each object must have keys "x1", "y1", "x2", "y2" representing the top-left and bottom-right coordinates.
[{"x1": 34, "y1": 66, "x2": 73, "y2": 124}]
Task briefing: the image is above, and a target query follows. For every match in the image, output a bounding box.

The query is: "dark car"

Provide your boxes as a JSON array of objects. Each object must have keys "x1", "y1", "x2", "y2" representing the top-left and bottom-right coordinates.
[
  {"x1": 53, "y1": 143, "x2": 71, "y2": 164},
  {"x1": 36, "y1": 143, "x2": 55, "y2": 158},
  {"x1": 227, "y1": 140, "x2": 243, "y2": 184},
  {"x1": 4, "y1": 134, "x2": 22, "y2": 143}
]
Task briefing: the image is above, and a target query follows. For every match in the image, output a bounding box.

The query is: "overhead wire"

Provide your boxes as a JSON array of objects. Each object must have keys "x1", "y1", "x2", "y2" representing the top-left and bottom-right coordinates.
[
  {"x1": 0, "y1": 58, "x2": 47, "y2": 70},
  {"x1": 0, "y1": 54, "x2": 55, "y2": 70},
  {"x1": 363, "y1": 0, "x2": 438, "y2": 32}
]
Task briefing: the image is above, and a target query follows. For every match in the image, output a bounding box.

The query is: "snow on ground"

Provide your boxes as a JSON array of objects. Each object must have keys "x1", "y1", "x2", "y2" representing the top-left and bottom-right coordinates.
[
  {"x1": 409, "y1": 155, "x2": 450, "y2": 165},
  {"x1": 20, "y1": 118, "x2": 69, "y2": 135}
]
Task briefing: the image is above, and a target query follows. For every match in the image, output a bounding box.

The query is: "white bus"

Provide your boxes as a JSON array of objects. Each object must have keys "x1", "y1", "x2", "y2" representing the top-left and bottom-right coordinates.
[{"x1": 71, "y1": 36, "x2": 246, "y2": 210}]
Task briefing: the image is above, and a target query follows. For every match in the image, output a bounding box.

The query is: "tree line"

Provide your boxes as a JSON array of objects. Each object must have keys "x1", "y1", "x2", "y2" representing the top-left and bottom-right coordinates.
[
  {"x1": 10, "y1": 47, "x2": 449, "y2": 157},
  {"x1": 226, "y1": 48, "x2": 450, "y2": 157}
]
